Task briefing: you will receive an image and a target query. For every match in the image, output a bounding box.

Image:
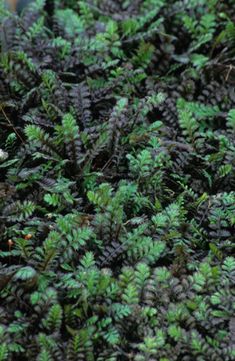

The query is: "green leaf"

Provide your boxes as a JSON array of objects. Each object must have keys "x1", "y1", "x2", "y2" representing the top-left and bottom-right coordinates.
[
  {"x1": 191, "y1": 53, "x2": 209, "y2": 69},
  {"x1": 14, "y1": 266, "x2": 37, "y2": 281},
  {"x1": 0, "y1": 159, "x2": 18, "y2": 168},
  {"x1": 0, "y1": 344, "x2": 8, "y2": 361},
  {"x1": 227, "y1": 109, "x2": 235, "y2": 130},
  {"x1": 44, "y1": 193, "x2": 60, "y2": 207}
]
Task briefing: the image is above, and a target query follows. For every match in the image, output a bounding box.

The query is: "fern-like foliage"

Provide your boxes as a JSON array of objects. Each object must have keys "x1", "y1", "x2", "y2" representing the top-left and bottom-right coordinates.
[{"x1": 0, "y1": 0, "x2": 235, "y2": 360}]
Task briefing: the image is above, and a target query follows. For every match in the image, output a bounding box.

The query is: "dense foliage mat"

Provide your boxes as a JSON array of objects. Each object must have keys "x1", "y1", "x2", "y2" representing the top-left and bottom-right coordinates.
[{"x1": 0, "y1": 0, "x2": 235, "y2": 360}]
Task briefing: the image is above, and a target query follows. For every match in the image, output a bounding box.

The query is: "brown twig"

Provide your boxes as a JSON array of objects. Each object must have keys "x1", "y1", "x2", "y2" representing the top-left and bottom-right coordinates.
[
  {"x1": 225, "y1": 64, "x2": 234, "y2": 82},
  {"x1": 0, "y1": 105, "x2": 25, "y2": 144}
]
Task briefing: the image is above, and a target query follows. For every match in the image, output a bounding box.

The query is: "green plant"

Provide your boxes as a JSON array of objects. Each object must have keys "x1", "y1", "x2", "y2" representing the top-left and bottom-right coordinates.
[{"x1": 0, "y1": 0, "x2": 235, "y2": 360}]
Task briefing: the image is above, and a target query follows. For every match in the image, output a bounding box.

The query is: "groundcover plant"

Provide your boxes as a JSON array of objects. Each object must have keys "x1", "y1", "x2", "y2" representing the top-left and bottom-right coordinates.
[{"x1": 0, "y1": 0, "x2": 235, "y2": 360}]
